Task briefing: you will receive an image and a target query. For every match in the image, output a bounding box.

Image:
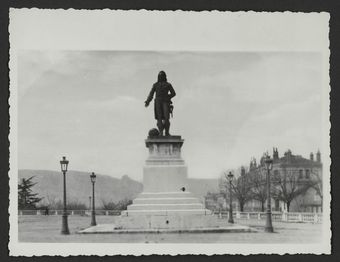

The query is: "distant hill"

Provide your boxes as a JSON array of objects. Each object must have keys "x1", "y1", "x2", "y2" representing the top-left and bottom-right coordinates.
[
  {"x1": 187, "y1": 178, "x2": 219, "y2": 200},
  {"x1": 18, "y1": 170, "x2": 143, "y2": 208},
  {"x1": 18, "y1": 170, "x2": 219, "y2": 208}
]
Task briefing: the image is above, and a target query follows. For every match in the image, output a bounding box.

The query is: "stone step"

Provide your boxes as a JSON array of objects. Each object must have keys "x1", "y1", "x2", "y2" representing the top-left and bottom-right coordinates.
[
  {"x1": 138, "y1": 191, "x2": 195, "y2": 199},
  {"x1": 121, "y1": 209, "x2": 212, "y2": 216},
  {"x1": 127, "y1": 203, "x2": 204, "y2": 211},
  {"x1": 133, "y1": 197, "x2": 201, "y2": 205},
  {"x1": 79, "y1": 211, "x2": 250, "y2": 231}
]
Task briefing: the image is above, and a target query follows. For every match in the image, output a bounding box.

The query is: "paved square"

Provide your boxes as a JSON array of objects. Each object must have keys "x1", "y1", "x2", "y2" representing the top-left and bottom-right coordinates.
[{"x1": 18, "y1": 215, "x2": 322, "y2": 243}]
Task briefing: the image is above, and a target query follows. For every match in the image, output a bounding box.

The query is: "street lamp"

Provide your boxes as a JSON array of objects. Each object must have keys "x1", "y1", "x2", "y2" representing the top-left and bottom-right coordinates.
[
  {"x1": 227, "y1": 171, "x2": 234, "y2": 224},
  {"x1": 264, "y1": 154, "x2": 274, "y2": 233},
  {"x1": 89, "y1": 196, "x2": 91, "y2": 211},
  {"x1": 90, "y1": 172, "x2": 97, "y2": 226},
  {"x1": 60, "y1": 156, "x2": 70, "y2": 235}
]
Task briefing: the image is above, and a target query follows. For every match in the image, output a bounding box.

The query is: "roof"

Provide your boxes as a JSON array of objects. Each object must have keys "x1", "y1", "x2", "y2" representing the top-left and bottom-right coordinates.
[{"x1": 274, "y1": 154, "x2": 322, "y2": 168}]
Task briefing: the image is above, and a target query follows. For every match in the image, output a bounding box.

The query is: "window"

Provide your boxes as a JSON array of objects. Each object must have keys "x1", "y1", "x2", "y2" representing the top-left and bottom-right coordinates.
[
  {"x1": 305, "y1": 169, "x2": 310, "y2": 179},
  {"x1": 314, "y1": 195, "x2": 321, "y2": 201},
  {"x1": 299, "y1": 170, "x2": 303, "y2": 179}
]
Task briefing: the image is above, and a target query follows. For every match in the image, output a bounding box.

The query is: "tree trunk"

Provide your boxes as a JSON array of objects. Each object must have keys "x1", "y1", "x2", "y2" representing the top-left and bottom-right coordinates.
[
  {"x1": 286, "y1": 201, "x2": 291, "y2": 212},
  {"x1": 261, "y1": 201, "x2": 265, "y2": 212},
  {"x1": 239, "y1": 201, "x2": 244, "y2": 212}
]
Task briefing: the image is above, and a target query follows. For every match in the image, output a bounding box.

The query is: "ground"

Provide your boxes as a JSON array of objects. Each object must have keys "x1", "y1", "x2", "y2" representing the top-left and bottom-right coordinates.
[{"x1": 18, "y1": 215, "x2": 322, "y2": 243}]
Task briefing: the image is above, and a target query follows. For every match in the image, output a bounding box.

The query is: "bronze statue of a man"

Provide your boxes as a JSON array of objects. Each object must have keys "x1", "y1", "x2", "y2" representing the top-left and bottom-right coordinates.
[{"x1": 145, "y1": 71, "x2": 176, "y2": 136}]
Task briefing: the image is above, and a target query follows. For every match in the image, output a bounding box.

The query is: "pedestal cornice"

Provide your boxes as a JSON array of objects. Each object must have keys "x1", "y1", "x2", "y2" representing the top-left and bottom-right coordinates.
[{"x1": 145, "y1": 135, "x2": 184, "y2": 147}]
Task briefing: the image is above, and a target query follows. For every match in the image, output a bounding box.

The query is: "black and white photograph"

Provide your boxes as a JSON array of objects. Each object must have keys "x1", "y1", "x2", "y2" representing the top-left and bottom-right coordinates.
[{"x1": 8, "y1": 9, "x2": 330, "y2": 255}]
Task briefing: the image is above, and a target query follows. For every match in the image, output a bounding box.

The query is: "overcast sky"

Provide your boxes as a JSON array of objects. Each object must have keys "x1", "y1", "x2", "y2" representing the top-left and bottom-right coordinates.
[{"x1": 18, "y1": 50, "x2": 323, "y2": 180}]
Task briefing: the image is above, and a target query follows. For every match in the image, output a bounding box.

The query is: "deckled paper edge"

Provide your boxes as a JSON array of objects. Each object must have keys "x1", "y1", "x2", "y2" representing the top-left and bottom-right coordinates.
[{"x1": 8, "y1": 8, "x2": 331, "y2": 256}]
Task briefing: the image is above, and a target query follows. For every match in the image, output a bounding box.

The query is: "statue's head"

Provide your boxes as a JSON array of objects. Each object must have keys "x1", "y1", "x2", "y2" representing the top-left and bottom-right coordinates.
[{"x1": 157, "y1": 71, "x2": 167, "y2": 82}]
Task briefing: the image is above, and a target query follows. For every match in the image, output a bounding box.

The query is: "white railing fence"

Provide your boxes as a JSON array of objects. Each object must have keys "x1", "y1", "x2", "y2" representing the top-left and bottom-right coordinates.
[
  {"x1": 18, "y1": 209, "x2": 322, "y2": 223},
  {"x1": 18, "y1": 209, "x2": 215, "y2": 217},
  {"x1": 213, "y1": 211, "x2": 322, "y2": 223},
  {"x1": 18, "y1": 209, "x2": 122, "y2": 216}
]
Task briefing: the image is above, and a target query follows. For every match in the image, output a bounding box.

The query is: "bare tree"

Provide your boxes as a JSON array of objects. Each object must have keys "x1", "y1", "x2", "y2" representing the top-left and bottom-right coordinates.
[
  {"x1": 101, "y1": 198, "x2": 132, "y2": 210},
  {"x1": 271, "y1": 167, "x2": 314, "y2": 212},
  {"x1": 222, "y1": 168, "x2": 252, "y2": 212},
  {"x1": 218, "y1": 175, "x2": 230, "y2": 210},
  {"x1": 46, "y1": 194, "x2": 57, "y2": 207},
  {"x1": 37, "y1": 194, "x2": 57, "y2": 209},
  {"x1": 248, "y1": 168, "x2": 267, "y2": 212},
  {"x1": 310, "y1": 169, "x2": 323, "y2": 201}
]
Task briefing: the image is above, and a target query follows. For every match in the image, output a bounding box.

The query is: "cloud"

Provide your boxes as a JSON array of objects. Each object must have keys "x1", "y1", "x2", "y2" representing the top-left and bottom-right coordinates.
[
  {"x1": 18, "y1": 51, "x2": 323, "y2": 180},
  {"x1": 84, "y1": 95, "x2": 141, "y2": 110},
  {"x1": 18, "y1": 51, "x2": 69, "y2": 98}
]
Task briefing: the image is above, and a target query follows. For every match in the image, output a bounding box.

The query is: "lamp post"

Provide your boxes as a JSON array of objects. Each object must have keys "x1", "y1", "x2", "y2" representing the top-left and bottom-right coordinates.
[
  {"x1": 60, "y1": 156, "x2": 70, "y2": 235},
  {"x1": 90, "y1": 172, "x2": 97, "y2": 226},
  {"x1": 227, "y1": 171, "x2": 234, "y2": 224},
  {"x1": 89, "y1": 196, "x2": 91, "y2": 211},
  {"x1": 264, "y1": 154, "x2": 274, "y2": 232}
]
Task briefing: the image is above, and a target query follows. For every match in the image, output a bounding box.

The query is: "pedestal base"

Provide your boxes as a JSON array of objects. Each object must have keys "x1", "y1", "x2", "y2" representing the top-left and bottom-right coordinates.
[
  {"x1": 123, "y1": 191, "x2": 210, "y2": 216},
  {"x1": 78, "y1": 222, "x2": 255, "y2": 234}
]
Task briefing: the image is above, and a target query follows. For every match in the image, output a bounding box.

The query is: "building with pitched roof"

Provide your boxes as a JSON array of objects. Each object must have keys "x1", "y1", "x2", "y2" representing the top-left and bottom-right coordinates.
[{"x1": 245, "y1": 148, "x2": 323, "y2": 213}]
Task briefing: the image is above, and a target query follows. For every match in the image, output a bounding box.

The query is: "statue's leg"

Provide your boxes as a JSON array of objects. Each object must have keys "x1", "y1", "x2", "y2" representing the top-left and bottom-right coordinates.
[
  {"x1": 163, "y1": 102, "x2": 171, "y2": 136},
  {"x1": 164, "y1": 119, "x2": 170, "y2": 136},
  {"x1": 157, "y1": 119, "x2": 164, "y2": 136},
  {"x1": 155, "y1": 100, "x2": 164, "y2": 136}
]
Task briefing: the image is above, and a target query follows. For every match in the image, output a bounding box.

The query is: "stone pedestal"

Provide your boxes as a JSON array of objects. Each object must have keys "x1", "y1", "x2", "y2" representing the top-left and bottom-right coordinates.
[
  {"x1": 123, "y1": 135, "x2": 209, "y2": 216},
  {"x1": 143, "y1": 136, "x2": 187, "y2": 193},
  {"x1": 79, "y1": 134, "x2": 254, "y2": 233}
]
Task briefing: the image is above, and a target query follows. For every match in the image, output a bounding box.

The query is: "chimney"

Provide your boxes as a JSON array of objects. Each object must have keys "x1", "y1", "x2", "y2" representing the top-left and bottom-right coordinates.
[
  {"x1": 249, "y1": 157, "x2": 257, "y2": 170},
  {"x1": 273, "y1": 147, "x2": 279, "y2": 160},
  {"x1": 310, "y1": 152, "x2": 314, "y2": 161},
  {"x1": 316, "y1": 150, "x2": 321, "y2": 163},
  {"x1": 285, "y1": 149, "x2": 292, "y2": 162},
  {"x1": 241, "y1": 166, "x2": 246, "y2": 176}
]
